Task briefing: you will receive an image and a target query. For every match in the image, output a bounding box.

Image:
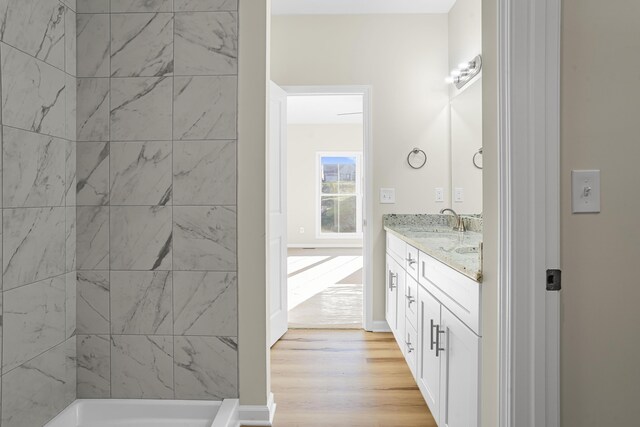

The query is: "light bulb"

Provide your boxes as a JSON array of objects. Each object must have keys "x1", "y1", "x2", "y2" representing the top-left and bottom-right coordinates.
[
  {"x1": 445, "y1": 76, "x2": 455, "y2": 84},
  {"x1": 451, "y1": 69, "x2": 461, "y2": 77},
  {"x1": 458, "y1": 62, "x2": 470, "y2": 70}
]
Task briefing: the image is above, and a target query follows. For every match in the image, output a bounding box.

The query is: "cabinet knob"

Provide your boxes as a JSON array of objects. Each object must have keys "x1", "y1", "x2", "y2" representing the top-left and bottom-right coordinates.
[{"x1": 406, "y1": 295, "x2": 416, "y2": 305}]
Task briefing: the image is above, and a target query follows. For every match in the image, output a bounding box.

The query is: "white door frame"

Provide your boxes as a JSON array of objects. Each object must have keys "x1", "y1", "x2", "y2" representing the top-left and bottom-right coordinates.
[
  {"x1": 283, "y1": 85, "x2": 374, "y2": 331},
  {"x1": 498, "y1": 0, "x2": 561, "y2": 425}
]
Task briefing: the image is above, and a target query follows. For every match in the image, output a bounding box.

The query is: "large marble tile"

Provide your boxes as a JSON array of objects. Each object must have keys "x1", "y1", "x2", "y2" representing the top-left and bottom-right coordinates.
[
  {"x1": 174, "y1": 336, "x2": 238, "y2": 400},
  {"x1": 111, "y1": 335, "x2": 174, "y2": 399},
  {"x1": 110, "y1": 141, "x2": 172, "y2": 205},
  {"x1": 2, "y1": 127, "x2": 66, "y2": 208},
  {"x1": 65, "y1": 6, "x2": 76, "y2": 75},
  {"x1": 65, "y1": 139, "x2": 77, "y2": 206},
  {"x1": 111, "y1": 77, "x2": 172, "y2": 141},
  {"x1": 77, "y1": 270, "x2": 110, "y2": 334},
  {"x1": 65, "y1": 206, "x2": 77, "y2": 272},
  {"x1": 173, "y1": 271, "x2": 237, "y2": 336},
  {"x1": 77, "y1": 0, "x2": 108, "y2": 13},
  {"x1": 1, "y1": 338, "x2": 76, "y2": 427},
  {"x1": 174, "y1": 0, "x2": 237, "y2": 11},
  {"x1": 77, "y1": 13, "x2": 110, "y2": 77},
  {"x1": 174, "y1": 206, "x2": 236, "y2": 270},
  {"x1": 111, "y1": 12, "x2": 173, "y2": 77},
  {"x1": 65, "y1": 271, "x2": 77, "y2": 338},
  {"x1": 1, "y1": 42, "x2": 66, "y2": 138},
  {"x1": 77, "y1": 206, "x2": 109, "y2": 270},
  {"x1": 77, "y1": 141, "x2": 109, "y2": 205},
  {"x1": 3, "y1": 207, "x2": 65, "y2": 290},
  {"x1": 110, "y1": 206, "x2": 172, "y2": 270},
  {"x1": 173, "y1": 76, "x2": 237, "y2": 140},
  {"x1": 77, "y1": 334, "x2": 110, "y2": 398},
  {"x1": 2, "y1": 275, "x2": 66, "y2": 373},
  {"x1": 77, "y1": 78, "x2": 110, "y2": 141},
  {"x1": 0, "y1": 0, "x2": 66, "y2": 69},
  {"x1": 110, "y1": 270, "x2": 172, "y2": 334},
  {"x1": 111, "y1": 0, "x2": 172, "y2": 12},
  {"x1": 173, "y1": 140, "x2": 235, "y2": 205},
  {"x1": 175, "y1": 12, "x2": 237, "y2": 75}
]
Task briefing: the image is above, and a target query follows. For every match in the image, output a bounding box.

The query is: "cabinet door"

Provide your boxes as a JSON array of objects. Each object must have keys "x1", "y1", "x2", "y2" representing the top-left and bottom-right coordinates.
[
  {"x1": 395, "y1": 261, "x2": 406, "y2": 351},
  {"x1": 417, "y1": 286, "x2": 442, "y2": 424},
  {"x1": 385, "y1": 255, "x2": 399, "y2": 334},
  {"x1": 439, "y1": 308, "x2": 480, "y2": 427}
]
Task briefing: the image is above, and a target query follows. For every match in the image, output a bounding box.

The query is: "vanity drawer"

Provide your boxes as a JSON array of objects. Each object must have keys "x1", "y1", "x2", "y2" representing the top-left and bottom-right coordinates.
[
  {"x1": 418, "y1": 250, "x2": 481, "y2": 335},
  {"x1": 405, "y1": 275, "x2": 419, "y2": 329},
  {"x1": 405, "y1": 321, "x2": 418, "y2": 378},
  {"x1": 387, "y1": 233, "x2": 406, "y2": 266},
  {"x1": 405, "y1": 244, "x2": 419, "y2": 280}
]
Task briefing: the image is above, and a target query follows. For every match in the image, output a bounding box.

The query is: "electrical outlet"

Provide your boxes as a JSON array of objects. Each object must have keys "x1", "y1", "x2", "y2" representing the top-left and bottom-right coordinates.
[
  {"x1": 454, "y1": 187, "x2": 464, "y2": 202},
  {"x1": 299, "y1": 227, "x2": 305, "y2": 234},
  {"x1": 572, "y1": 170, "x2": 600, "y2": 213},
  {"x1": 435, "y1": 187, "x2": 444, "y2": 202},
  {"x1": 380, "y1": 188, "x2": 396, "y2": 204}
]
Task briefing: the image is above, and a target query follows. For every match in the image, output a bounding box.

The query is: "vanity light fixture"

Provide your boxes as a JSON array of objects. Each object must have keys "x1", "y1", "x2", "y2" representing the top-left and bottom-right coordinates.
[{"x1": 445, "y1": 54, "x2": 483, "y2": 89}]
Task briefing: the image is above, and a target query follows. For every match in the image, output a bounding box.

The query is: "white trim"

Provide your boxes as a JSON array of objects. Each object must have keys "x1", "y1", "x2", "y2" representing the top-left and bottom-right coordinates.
[
  {"x1": 232, "y1": 393, "x2": 276, "y2": 427},
  {"x1": 498, "y1": 0, "x2": 561, "y2": 425},
  {"x1": 287, "y1": 243, "x2": 363, "y2": 249},
  {"x1": 370, "y1": 320, "x2": 391, "y2": 333},
  {"x1": 283, "y1": 85, "x2": 374, "y2": 332}
]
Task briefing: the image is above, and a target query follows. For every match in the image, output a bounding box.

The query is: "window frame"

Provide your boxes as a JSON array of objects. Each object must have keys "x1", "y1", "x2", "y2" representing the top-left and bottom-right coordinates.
[{"x1": 315, "y1": 151, "x2": 363, "y2": 239}]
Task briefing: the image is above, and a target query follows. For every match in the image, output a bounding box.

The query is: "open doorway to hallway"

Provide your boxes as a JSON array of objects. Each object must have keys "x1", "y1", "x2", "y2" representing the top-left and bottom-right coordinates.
[{"x1": 285, "y1": 94, "x2": 365, "y2": 329}]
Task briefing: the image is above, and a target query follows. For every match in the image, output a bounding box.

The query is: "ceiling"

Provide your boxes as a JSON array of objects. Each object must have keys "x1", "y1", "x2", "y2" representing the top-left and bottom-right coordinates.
[
  {"x1": 272, "y1": 0, "x2": 457, "y2": 15},
  {"x1": 287, "y1": 95, "x2": 364, "y2": 124}
]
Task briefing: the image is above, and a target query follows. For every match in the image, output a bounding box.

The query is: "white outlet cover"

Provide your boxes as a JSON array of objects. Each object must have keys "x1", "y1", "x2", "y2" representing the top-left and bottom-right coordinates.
[
  {"x1": 572, "y1": 170, "x2": 600, "y2": 213},
  {"x1": 435, "y1": 187, "x2": 444, "y2": 202},
  {"x1": 454, "y1": 187, "x2": 464, "y2": 202},
  {"x1": 380, "y1": 188, "x2": 396, "y2": 204}
]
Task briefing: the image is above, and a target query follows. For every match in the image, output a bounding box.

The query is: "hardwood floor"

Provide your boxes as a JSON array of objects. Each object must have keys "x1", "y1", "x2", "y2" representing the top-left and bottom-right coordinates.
[{"x1": 269, "y1": 329, "x2": 437, "y2": 427}]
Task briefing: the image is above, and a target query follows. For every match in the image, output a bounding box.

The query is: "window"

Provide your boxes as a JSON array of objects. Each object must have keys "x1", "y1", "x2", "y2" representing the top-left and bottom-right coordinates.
[{"x1": 317, "y1": 153, "x2": 362, "y2": 238}]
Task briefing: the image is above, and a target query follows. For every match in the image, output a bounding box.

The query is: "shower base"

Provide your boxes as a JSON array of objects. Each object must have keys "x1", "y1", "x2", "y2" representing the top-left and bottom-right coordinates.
[{"x1": 45, "y1": 399, "x2": 240, "y2": 427}]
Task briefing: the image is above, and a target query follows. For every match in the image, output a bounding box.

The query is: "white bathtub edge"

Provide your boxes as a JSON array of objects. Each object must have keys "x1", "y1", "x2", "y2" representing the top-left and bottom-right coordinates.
[{"x1": 212, "y1": 399, "x2": 239, "y2": 427}]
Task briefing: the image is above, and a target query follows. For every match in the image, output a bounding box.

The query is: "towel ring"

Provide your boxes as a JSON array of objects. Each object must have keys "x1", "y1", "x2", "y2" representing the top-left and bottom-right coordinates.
[
  {"x1": 473, "y1": 147, "x2": 483, "y2": 169},
  {"x1": 407, "y1": 148, "x2": 427, "y2": 169}
]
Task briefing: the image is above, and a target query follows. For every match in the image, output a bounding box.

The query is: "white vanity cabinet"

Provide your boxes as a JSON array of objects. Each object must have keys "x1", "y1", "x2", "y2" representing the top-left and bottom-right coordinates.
[{"x1": 385, "y1": 232, "x2": 481, "y2": 427}]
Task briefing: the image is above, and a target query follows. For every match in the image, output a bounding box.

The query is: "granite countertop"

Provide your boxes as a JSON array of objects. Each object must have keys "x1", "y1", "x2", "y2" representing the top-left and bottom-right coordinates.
[{"x1": 383, "y1": 214, "x2": 483, "y2": 282}]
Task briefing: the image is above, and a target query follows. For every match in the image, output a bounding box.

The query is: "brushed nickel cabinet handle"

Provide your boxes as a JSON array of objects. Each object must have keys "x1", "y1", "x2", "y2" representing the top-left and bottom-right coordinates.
[{"x1": 435, "y1": 325, "x2": 445, "y2": 357}]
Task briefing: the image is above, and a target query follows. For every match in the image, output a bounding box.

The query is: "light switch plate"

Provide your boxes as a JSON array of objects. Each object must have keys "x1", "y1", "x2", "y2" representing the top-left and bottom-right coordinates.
[
  {"x1": 435, "y1": 187, "x2": 444, "y2": 202},
  {"x1": 454, "y1": 187, "x2": 464, "y2": 202},
  {"x1": 572, "y1": 170, "x2": 600, "y2": 213},
  {"x1": 380, "y1": 188, "x2": 395, "y2": 204}
]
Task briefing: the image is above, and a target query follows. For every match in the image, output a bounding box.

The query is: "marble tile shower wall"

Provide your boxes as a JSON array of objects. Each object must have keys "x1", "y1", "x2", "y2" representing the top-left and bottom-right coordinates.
[
  {"x1": 0, "y1": 0, "x2": 78, "y2": 426},
  {"x1": 75, "y1": 0, "x2": 239, "y2": 403}
]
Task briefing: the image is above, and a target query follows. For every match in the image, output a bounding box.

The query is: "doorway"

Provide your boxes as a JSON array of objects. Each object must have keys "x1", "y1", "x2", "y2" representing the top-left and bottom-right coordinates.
[{"x1": 270, "y1": 86, "x2": 374, "y2": 337}]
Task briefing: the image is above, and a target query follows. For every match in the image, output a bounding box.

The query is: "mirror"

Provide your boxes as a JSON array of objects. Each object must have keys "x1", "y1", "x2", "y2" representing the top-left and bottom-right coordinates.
[{"x1": 450, "y1": 77, "x2": 483, "y2": 214}]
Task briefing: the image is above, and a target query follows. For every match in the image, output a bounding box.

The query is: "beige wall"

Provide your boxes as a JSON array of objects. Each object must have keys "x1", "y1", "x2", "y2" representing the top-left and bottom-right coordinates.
[
  {"x1": 272, "y1": 14, "x2": 451, "y2": 320},
  {"x1": 481, "y1": 0, "x2": 499, "y2": 425},
  {"x1": 287, "y1": 124, "x2": 364, "y2": 246},
  {"x1": 561, "y1": 0, "x2": 640, "y2": 424},
  {"x1": 238, "y1": 0, "x2": 269, "y2": 406}
]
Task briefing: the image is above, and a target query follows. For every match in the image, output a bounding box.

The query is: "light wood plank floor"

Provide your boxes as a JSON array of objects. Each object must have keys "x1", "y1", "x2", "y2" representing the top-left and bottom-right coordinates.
[{"x1": 269, "y1": 329, "x2": 437, "y2": 427}]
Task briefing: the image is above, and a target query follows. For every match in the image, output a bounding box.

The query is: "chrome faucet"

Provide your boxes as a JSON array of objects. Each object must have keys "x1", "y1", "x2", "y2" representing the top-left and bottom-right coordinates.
[{"x1": 440, "y1": 208, "x2": 465, "y2": 232}]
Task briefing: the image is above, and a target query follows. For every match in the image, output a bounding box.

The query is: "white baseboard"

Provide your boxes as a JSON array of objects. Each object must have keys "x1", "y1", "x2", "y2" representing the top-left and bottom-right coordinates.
[
  {"x1": 230, "y1": 393, "x2": 276, "y2": 427},
  {"x1": 369, "y1": 320, "x2": 391, "y2": 332},
  {"x1": 287, "y1": 243, "x2": 363, "y2": 249}
]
